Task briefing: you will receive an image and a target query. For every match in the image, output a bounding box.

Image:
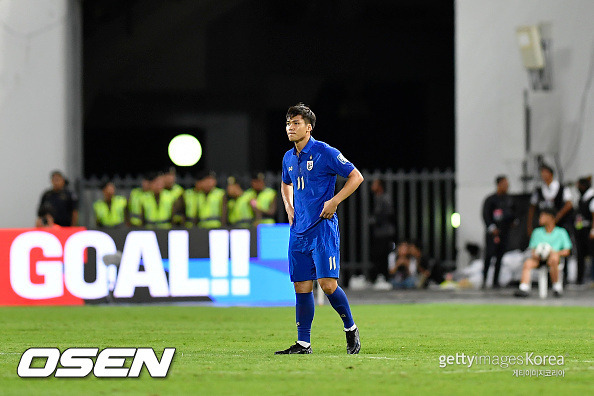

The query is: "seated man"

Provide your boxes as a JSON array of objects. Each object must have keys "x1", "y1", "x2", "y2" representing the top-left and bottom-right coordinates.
[
  {"x1": 514, "y1": 208, "x2": 572, "y2": 298},
  {"x1": 408, "y1": 240, "x2": 446, "y2": 288},
  {"x1": 388, "y1": 241, "x2": 417, "y2": 289}
]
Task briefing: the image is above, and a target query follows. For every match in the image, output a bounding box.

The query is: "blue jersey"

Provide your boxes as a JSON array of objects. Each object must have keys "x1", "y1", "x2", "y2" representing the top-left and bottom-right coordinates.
[{"x1": 282, "y1": 136, "x2": 355, "y2": 236}]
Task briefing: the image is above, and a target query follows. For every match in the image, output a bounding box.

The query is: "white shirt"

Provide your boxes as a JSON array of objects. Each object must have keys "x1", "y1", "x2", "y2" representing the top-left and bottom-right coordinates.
[
  {"x1": 581, "y1": 187, "x2": 594, "y2": 212},
  {"x1": 530, "y1": 180, "x2": 572, "y2": 205}
]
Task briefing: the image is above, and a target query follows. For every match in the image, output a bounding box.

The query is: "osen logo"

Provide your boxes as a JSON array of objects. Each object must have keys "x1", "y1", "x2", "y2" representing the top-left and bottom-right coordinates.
[{"x1": 17, "y1": 347, "x2": 175, "y2": 378}]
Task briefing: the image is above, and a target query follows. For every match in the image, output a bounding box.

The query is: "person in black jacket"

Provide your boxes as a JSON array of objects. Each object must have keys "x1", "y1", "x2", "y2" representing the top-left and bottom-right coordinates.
[
  {"x1": 575, "y1": 176, "x2": 594, "y2": 285},
  {"x1": 36, "y1": 170, "x2": 78, "y2": 227},
  {"x1": 482, "y1": 175, "x2": 516, "y2": 288}
]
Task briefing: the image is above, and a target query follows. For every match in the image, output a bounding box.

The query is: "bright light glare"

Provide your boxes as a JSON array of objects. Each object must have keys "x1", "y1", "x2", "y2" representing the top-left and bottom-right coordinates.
[
  {"x1": 168, "y1": 134, "x2": 202, "y2": 166},
  {"x1": 451, "y1": 213, "x2": 461, "y2": 229}
]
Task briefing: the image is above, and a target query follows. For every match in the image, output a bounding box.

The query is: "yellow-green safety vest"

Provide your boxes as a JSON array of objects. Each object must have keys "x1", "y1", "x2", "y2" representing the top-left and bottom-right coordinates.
[
  {"x1": 168, "y1": 184, "x2": 184, "y2": 201},
  {"x1": 142, "y1": 190, "x2": 175, "y2": 229},
  {"x1": 228, "y1": 192, "x2": 254, "y2": 228},
  {"x1": 129, "y1": 188, "x2": 148, "y2": 226},
  {"x1": 247, "y1": 187, "x2": 277, "y2": 225},
  {"x1": 184, "y1": 188, "x2": 200, "y2": 228},
  {"x1": 168, "y1": 184, "x2": 185, "y2": 225},
  {"x1": 94, "y1": 196, "x2": 127, "y2": 227},
  {"x1": 197, "y1": 188, "x2": 226, "y2": 228}
]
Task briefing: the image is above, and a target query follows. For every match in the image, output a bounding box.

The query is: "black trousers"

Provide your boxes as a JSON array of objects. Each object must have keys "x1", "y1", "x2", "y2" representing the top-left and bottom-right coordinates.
[
  {"x1": 370, "y1": 235, "x2": 393, "y2": 282},
  {"x1": 575, "y1": 228, "x2": 594, "y2": 284},
  {"x1": 483, "y1": 232, "x2": 508, "y2": 286}
]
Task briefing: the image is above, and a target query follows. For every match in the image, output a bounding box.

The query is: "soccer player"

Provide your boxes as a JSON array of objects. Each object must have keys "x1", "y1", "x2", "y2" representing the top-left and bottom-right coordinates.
[
  {"x1": 275, "y1": 103, "x2": 364, "y2": 355},
  {"x1": 514, "y1": 208, "x2": 572, "y2": 298}
]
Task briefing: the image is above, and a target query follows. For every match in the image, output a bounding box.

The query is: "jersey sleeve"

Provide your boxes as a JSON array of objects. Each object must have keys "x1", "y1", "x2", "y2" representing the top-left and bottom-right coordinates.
[
  {"x1": 528, "y1": 229, "x2": 540, "y2": 249},
  {"x1": 325, "y1": 146, "x2": 355, "y2": 178},
  {"x1": 281, "y1": 155, "x2": 292, "y2": 184},
  {"x1": 560, "y1": 228, "x2": 572, "y2": 250}
]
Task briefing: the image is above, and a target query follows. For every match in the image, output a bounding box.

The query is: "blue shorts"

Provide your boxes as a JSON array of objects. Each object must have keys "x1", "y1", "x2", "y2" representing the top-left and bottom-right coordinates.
[{"x1": 288, "y1": 219, "x2": 341, "y2": 282}]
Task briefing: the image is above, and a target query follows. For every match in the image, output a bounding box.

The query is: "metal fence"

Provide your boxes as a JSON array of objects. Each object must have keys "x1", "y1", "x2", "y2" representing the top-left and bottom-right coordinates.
[{"x1": 77, "y1": 169, "x2": 456, "y2": 275}]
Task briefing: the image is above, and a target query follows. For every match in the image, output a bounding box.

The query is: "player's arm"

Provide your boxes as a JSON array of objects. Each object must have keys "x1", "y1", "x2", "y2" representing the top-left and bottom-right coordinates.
[
  {"x1": 555, "y1": 201, "x2": 573, "y2": 225},
  {"x1": 320, "y1": 169, "x2": 364, "y2": 219},
  {"x1": 281, "y1": 182, "x2": 294, "y2": 225}
]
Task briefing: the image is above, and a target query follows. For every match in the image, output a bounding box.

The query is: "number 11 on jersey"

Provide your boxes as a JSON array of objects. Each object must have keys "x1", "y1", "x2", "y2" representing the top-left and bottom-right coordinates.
[{"x1": 296, "y1": 176, "x2": 305, "y2": 190}]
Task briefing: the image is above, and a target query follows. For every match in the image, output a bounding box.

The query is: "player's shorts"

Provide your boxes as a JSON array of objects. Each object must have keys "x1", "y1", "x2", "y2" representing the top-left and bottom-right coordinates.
[{"x1": 288, "y1": 219, "x2": 340, "y2": 282}]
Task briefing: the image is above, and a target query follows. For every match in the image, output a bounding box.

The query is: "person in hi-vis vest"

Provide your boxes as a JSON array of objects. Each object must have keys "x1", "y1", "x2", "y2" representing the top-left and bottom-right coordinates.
[
  {"x1": 128, "y1": 174, "x2": 150, "y2": 227},
  {"x1": 227, "y1": 178, "x2": 254, "y2": 228},
  {"x1": 247, "y1": 172, "x2": 277, "y2": 225},
  {"x1": 164, "y1": 166, "x2": 185, "y2": 226},
  {"x1": 93, "y1": 181, "x2": 128, "y2": 228},
  {"x1": 141, "y1": 173, "x2": 175, "y2": 229},
  {"x1": 196, "y1": 171, "x2": 227, "y2": 228}
]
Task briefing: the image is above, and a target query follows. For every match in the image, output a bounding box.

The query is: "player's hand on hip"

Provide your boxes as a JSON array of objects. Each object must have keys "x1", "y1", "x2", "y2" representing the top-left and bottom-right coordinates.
[{"x1": 320, "y1": 199, "x2": 338, "y2": 219}]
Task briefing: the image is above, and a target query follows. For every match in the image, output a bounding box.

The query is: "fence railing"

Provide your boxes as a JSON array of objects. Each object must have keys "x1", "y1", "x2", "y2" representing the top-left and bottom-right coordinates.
[{"x1": 77, "y1": 169, "x2": 456, "y2": 275}]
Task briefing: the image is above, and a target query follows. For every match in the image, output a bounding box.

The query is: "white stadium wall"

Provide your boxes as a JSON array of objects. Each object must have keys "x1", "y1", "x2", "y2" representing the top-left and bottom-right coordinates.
[
  {"x1": 0, "y1": 0, "x2": 81, "y2": 228},
  {"x1": 456, "y1": 0, "x2": 594, "y2": 265}
]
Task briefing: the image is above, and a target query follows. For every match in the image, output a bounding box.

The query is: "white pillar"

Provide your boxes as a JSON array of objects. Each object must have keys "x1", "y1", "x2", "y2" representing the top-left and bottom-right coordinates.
[{"x1": 0, "y1": 0, "x2": 82, "y2": 228}]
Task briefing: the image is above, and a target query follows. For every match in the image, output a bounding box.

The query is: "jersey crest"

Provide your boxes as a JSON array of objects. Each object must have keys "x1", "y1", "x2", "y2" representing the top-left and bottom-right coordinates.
[{"x1": 307, "y1": 160, "x2": 314, "y2": 171}]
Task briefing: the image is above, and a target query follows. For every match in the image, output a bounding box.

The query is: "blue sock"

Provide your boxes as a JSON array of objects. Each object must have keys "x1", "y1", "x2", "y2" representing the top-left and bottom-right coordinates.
[
  {"x1": 295, "y1": 292, "x2": 315, "y2": 343},
  {"x1": 326, "y1": 286, "x2": 355, "y2": 329}
]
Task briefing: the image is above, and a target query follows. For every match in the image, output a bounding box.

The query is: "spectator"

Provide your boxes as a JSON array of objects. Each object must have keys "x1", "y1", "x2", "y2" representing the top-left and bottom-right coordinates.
[
  {"x1": 527, "y1": 163, "x2": 573, "y2": 235},
  {"x1": 36, "y1": 170, "x2": 78, "y2": 227},
  {"x1": 514, "y1": 208, "x2": 572, "y2": 298},
  {"x1": 369, "y1": 178, "x2": 395, "y2": 287},
  {"x1": 247, "y1": 172, "x2": 277, "y2": 226},
  {"x1": 128, "y1": 174, "x2": 150, "y2": 227},
  {"x1": 227, "y1": 178, "x2": 254, "y2": 228},
  {"x1": 93, "y1": 181, "x2": 128, "y2": 228},
  {"x1": 408, "y1": 240, "x2": 446, "y2": 288},
  {"x1": 575, "y1": 176, "x2": 594, "y2": 285},
  {"x1": 196, "y1": 172, "x2": 227, "y2": 228},
  {"x1": 527, "y1": 163, "x2": 574, "y2": 284},
  {"x1": 183, "y1": 177, "x2": 203, "y2": 228},
  {"x1": 163, "y1": 167, "x2": 184, "y2": 200},
  {"x1": 141, "y1": 173, "x2": 174, "y2": 229},
  {"x1": 388, "y1": 241, "x2": 417, "y2": 289},
  {"x1": 163, "y1": 167, "x2": 185, "y2": 226},
  {"x1": 481, "y1": 175, "x2": 516, "y2": 289}
]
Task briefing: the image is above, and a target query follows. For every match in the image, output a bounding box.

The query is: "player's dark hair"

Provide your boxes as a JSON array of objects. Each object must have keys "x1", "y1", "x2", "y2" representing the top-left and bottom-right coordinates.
[
  {"x1": 50, "y1": 170, "x2": 64, "y2": 179},
  {"x1": 539, "y1": 163, "x2": 554, "y2": 175},
  {"x1": 541, "y1": 207, "x2": 557, "y2": 217},
  {"x1": 495, "y1": 175, "x2": 507, "y2": 185},
  {"x1": 286, "y1": 103, "x2": 316, "y2": 129},
  {"x1": 578, "y1": 176, "x2": 592, "y2": 189}
]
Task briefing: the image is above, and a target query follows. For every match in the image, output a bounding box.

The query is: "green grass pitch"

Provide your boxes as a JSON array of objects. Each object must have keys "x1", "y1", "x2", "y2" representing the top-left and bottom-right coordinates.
[{"x1": 0, "y1": 303, "x2": 592, "y2": 395}]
